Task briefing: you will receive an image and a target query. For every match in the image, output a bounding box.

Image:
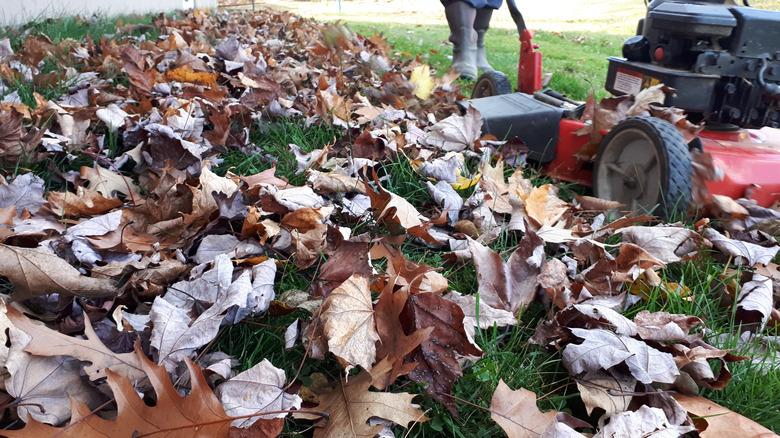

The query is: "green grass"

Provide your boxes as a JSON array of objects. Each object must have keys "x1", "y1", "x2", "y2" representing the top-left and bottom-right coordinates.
[{"x1": 349, "y1": 21, "x2": 625, "y2": 101}]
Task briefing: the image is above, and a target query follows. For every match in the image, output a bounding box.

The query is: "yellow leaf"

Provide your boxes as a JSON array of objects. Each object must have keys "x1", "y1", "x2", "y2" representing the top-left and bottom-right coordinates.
[
  {"x1": 410, "y1": 64, "x2": 435, "y2": 100},
  {"x1": 165, "y1": 65, "x2": 218, "y2": 85}
]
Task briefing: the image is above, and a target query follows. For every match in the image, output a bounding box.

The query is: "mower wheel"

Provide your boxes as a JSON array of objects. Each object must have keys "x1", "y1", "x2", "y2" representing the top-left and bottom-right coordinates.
[
  {"x1": 472, "y1": 71, "x2": 512, "y2": 99},
  {"x1": 594, "y1": 116, "x2": 692, "y2": 220}
]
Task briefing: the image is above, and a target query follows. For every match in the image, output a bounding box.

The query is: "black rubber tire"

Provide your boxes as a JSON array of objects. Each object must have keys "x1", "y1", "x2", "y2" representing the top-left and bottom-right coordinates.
[
  {"x1": 471, "y1": 71, "x2": 513, "y2": 99},
  {"x1": 594, "y1": 116, "x2": 692, "y2": 221}
]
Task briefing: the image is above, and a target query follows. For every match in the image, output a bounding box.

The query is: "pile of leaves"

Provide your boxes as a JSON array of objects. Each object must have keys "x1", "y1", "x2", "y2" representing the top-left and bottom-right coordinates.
[{"x1": 0, "y1": 7, "x2": 778, "y2": 437}]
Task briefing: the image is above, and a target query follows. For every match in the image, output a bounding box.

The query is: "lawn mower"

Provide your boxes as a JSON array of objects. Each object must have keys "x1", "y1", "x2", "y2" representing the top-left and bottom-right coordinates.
[{"x1": 464, "y1": 0, "x2": 780, "y2": 218}]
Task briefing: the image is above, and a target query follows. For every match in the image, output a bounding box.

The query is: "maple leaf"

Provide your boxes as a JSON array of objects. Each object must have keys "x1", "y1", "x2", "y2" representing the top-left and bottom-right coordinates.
[
  {"x1": 703, "y1": 227, "x2": 779, "y2": 266},
  {"x1": 307, "y1": 369, "x2": 428, "y2": 437},
  {"x1": 4, "y1": 345, "x2": 234, "y2": 438},
  {"x1": 0, "y1": 173, "x2": 45, "y2": 216},
  {"x1": 372, "y1": 283, "x2": 433, "y2": 390},
  {"x1": 401, "y1": 292, "x2": 483, "y2": 414},
  {"x1": 363, "y1": 170, "x2": 439, "y2": 243},
  {"x1": 618, "y1": 224, "x2": 701, "y2": 264},
  {"x1": 468, "y1": 232, "x2": 544, "y2": 316},
  {"x1": 320, "y1": 274, "x2": 380, "y2": 372},
  {"x1": 490, "y1": 380, "x2": 557, "y2": 438},
  {"x1": 216, "y1": 359, "x2": 302, "y2": 427},
  {"x1": 47, "y1": 187, "x2": 123, "y2": 217},
  {"x1": 0, "y1": 243, "x2": 120, "y2": 300}
]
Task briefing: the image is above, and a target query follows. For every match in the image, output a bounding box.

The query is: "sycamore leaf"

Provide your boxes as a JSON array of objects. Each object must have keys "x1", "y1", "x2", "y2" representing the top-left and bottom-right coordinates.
[
  {"x1": 468, "y1": 233, "x2": 544, "y2": 316},
  {"x1": 736, "y1": 273, "x2": 773, "y2": 333},
  {"x1": 308, "y1": 369, "x2": 428, "y2": 438},
  {"x1": 320, "y1": 274, "x2": 380, "y2": 372},
  {"x1": 216, "y1": 359, "x2": 302, "y2": 427},
  {"x1": 490, "y1": 380, "x2": 557, "y2": 438},
  {"x1": 372, "y1": 283, "x2": 433, "y2": 390},
  {"x1": 4, "y1": 345, "x2": 234, "y2": 437},
  {"x1": 6, "y1": 305, "x2": 145, "y2": 382},
  {"x1": 0, "y1": 172, "x2": 45, "y2": 215},
  {"x1": 618, "y1": 225, "x2": 701, "y2": 264},
  {"x1": 0, "y1": 244, "x2": 120, "y2": 300},
  {"x1": 401, "y1": 292, "x2": 483, "y2": 415}
]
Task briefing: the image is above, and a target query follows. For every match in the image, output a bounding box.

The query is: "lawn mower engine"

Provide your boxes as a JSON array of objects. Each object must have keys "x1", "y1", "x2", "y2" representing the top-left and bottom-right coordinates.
[{"x1": 465, "y1": 0, "x2": 780, "y2": 219}]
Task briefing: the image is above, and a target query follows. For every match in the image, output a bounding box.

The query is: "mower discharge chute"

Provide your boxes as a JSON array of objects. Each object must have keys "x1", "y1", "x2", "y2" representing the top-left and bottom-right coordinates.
[{"x1": 465, "y1": 0, "x2": 780, "y2": 219}]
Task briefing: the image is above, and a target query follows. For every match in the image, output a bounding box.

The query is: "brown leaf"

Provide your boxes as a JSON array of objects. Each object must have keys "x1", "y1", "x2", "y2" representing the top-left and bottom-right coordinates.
[
  {"x1": 672, "y1": 394, "x2": 776, "y2": 437},
  {"x1": 6, "y1": 305, "x2": 145, "y2": 382},
  {"x1": 308, "y1": 369, "x2": 428, "y2": 437},
  {"x1": 309, "y1": 240, "x2": 372, "y2": 297},
  {"x1": 490, "y1": 380, "x2": 557, "y2": 438},
  {"x1": 401, "y1": 292, "x2": 482, "y2": 415},
  {"x1": 47, "y1": 187, "x2": 124, "y2": 217},
  {"x1": 468, "y1": 232, "x2": 544, "y2": 316},
  {"x1": 4, "y1": 345, "x2": 233, "y2": 437},
  {"x1": 320, "y1": 275, "x2": 380, "y2": 371},
  {"x1": 372, "y1": 283, "x2": 433, "y2": 390},
  {"x1": 0, "y1": 244, "x2": 120, "y2": 300},
  {"x1": 618, "y1": 224, "x2": 701, "y2": 264}
]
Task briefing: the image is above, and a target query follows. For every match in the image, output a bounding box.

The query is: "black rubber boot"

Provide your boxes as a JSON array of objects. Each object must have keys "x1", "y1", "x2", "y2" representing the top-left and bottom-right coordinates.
[
  {"x1": 445, "y1": 2, "x2": 478, "y2": 80},
  {"x1": 474, "y1": 7, "x2": 495, "y2": 72}
]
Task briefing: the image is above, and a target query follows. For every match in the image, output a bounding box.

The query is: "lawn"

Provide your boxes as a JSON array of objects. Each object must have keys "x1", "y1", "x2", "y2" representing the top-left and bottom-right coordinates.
[{"x1": 0, "y1": 2, "x2": 777, "y2": 438}]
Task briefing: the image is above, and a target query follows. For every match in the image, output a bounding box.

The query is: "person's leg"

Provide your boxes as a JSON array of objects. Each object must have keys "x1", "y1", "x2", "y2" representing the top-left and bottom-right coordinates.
[
  {"x1": 444, "y1": 1, "x2": 478, "y2": 80},
  {"x1": 474, "y1": 7, "x2": 494, "y2": 72}
]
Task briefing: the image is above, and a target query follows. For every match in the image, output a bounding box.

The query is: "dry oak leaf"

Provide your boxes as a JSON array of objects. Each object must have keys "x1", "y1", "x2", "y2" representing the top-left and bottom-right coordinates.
[
  {"x1": 401, "y1": 292, "x2": 483, "y2": 415},
  {"x1": 672, "y1": 394, "x2": 778, "y2": 437},
  {"x1": 47, "y1": 187, "x2": 123, "y2": 217},
  {"x1": 6, "y1": 305, "x2": 145, "y2": 382},
  {"x1": 306, "y1": 369, "x2": 428, "y2": 438},
  {"x1": 468, "y1": 232, "x2": 544, "y2": 316},
  {"x1": 0, "y1": 243, "x2": 119, "y2": 301},
  {"x1": 3, "y1": 345, "x2": 234, "y2": 438},
  {"x1": 80, "y1": 165, "x2": 141, "y2": 203},
  {"x1": 320, "y1": 274, "x2": 380, "y2": 372},
  {"x1": 490, "y1": 379, "x2": 557, "y2": 438}
]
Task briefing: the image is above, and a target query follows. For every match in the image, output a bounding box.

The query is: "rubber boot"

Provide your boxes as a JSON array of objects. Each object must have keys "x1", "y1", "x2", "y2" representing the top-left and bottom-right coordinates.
[
  {"x1": 474, "y1": 7, "x2": 495, "y2": 72},
  {"x1": 445, "y1": 2, "x2": 478, "y2": 80}
]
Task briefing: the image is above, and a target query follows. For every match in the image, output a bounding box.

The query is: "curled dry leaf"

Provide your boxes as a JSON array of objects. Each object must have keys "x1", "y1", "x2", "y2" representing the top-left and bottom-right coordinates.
[
  {"x1": 618, "y1": 225, "x2": 701, "y2": 264},
  {"x1": 468, "y1": 233, "x2": 544, "y2": 316},
  {"x1": 672, "y1": 394, "x2": 777, "y2": 437},
  {"x1": 704, "y1": 227, "x2": 779, "y2": 266},
  {"x1": 216, "y1": 359, "x2": 302, "y2": 427},
  {"x1": 0, "y1": 243, "x2": 120, "y2": 301},
  {"x1": 736, "y1": 273, "x2": 773, "y2": 333},
  {"x1": 5, "y1": 304, "x2": 145, "y2": 382},
  {"x1": 425, "y1": 105, "x2": 483, "y2": 152}
]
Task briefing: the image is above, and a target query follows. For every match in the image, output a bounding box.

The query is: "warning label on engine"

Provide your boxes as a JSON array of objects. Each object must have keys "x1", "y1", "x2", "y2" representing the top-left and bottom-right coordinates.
[{"x1": 613, "y1": 68, "x2": 642, "y2": 95}]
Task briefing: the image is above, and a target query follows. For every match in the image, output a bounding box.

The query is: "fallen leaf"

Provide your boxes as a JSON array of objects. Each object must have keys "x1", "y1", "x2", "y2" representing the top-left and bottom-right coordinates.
[
  {"x1": 426, "y1": 105, "x2": 483, "y2": 152},
  {"x1": 736, "y1": 273, "x2": 773, "y2": 333},
  {"x1": 618, "y1": 225, "x2": 701, "y2": 264},
  {"x1": 468, "y1": 233, "x2": 544, "y2": 316},
  {"x1": 672, "y1": 393, "x2": 777, "y2": 437},
  {"x1": 704, "y1": 227, "x2": 779, "y2": 266},
  {"x1": 0, "y1": 173, "x2": 45, "y2": 216},
  {"x1": 216, "y1": 359, "x2": 302, "y2": 427},
  {"x1": 593, "y1": 405, "x2": 695, "y2": 437},
  {"x1": 0, "y1": 244, "x2": 120, "y2": 300},
  {"x1": 401, "y1": 292, "x2": 483, "y2": 414},
  {"x1": 6, "y1": 305, "x2": 145, "y2": 381},
  {"x1": 320, "y1": 274, "x2": 380, "y2": 372},
  {"x1": 4, "y1": 345, "x2": 234, "y2": 437},
  {"x1": 410, "y1": 64, "x2": 434, "y2": 100},
  {"x1": 490, "y1": 380, "x2": 557, "y2": 438},
  {"x1": 306, "y1": 369, "x2": 428, "y2": 437}
]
